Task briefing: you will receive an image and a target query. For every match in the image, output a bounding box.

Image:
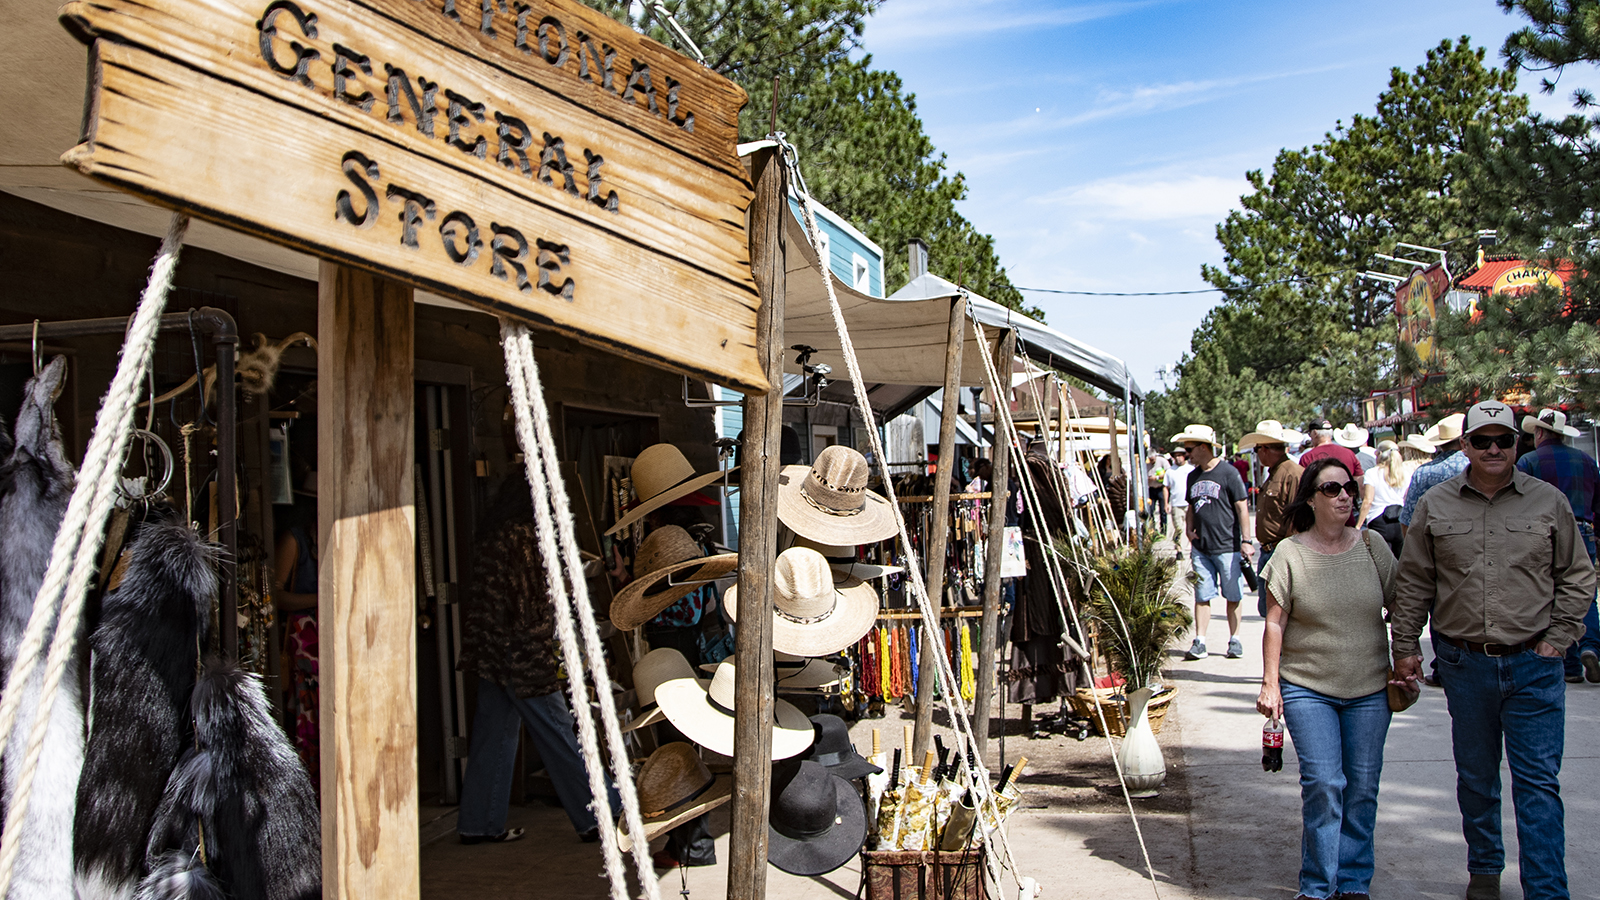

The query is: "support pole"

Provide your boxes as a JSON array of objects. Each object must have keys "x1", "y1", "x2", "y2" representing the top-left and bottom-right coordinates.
[
  {"x1": 318, "y1": 262, "x2": 417, "y2": 899},
  {"x1": 973, "y1": 329, "x2": 1014, "y2": 760},
  {"x1": 727, "y1": 146, "x2": 785, "y2": 900},
  {"x1": 913, "y1": 293, "x2": 966, "y2": 761}
]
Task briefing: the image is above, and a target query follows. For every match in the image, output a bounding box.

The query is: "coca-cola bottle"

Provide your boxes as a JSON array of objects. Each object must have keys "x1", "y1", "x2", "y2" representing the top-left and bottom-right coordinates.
[{"x1": 1262, "y1": 718, "x2": 1284, "y2": 773}]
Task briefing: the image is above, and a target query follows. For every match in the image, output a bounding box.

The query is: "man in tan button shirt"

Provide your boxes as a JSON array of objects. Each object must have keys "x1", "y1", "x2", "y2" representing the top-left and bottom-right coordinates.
[
  {"x1": 1392, "y1": 400, "x2": 1594, "y2": 900},
  {"x1": 1238, "y1": 420, "x2": 1303, "y2": 616}
]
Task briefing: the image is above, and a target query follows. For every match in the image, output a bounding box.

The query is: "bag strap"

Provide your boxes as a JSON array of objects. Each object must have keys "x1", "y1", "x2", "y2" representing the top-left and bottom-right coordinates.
[{"x1": 1362, "y1": 530, "x2": 1394, "y2": 618}]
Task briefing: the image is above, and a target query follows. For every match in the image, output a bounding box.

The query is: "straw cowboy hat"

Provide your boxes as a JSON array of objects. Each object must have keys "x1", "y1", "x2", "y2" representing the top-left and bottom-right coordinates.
[
  {"x1": 789, "y1": 535, "x2": 904, "y2": 580},
  {"x1": 766, "y1": 759, "x2": 868, "y2": 877},
  {"x1": 723, "y1": 547, "x2": 879, "y2": 657},
  {"x1": 1399, "y1": 433, "x2": 1437, "y2": 455},
  {"x1": 697, "y1": 651, "x2": 845, "y2": 690},
  {"x1": 616, "y1": 743, "x2": 733, "y2": 852},
  {"x1": 1236, "y1": 420, "x2": 1296, "y2": 451},
  {"x1": 776, "y1": 446, "x2": 897, "y2": 544},
  {"x1": 653, "y1": 660, "x2": 814, "y2": 759},
  {"x1": 1333, "y1": 424, "x2": 1370, "y2": 449},
  {"x1": 1523, "y1": 407, "x2": 1581, "y2": 439},
  {"x1": 1168, "y1": 424, "x2": 1222, "y2": 450},
  {"x1": 622, "y1": 648, "x2": 702, "y2": 734},
  {"x1": 604, "y1": 444, "x2": 734, "y2": 537},
  {"x1": 609, "y1": 526, "x2": 738, "y2": 631},
  {"x1": 1423, "y1": 413, "x2": 1466, "y2": 446},
  {"x1": 804, "y1": 714, "x2": 881, "y2": 781}
]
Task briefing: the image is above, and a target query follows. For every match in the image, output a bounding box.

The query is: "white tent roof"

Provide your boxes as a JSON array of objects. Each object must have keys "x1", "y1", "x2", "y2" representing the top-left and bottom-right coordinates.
[{"x1": 890, "y1": 272, "x2": 1143, "y2": 400}]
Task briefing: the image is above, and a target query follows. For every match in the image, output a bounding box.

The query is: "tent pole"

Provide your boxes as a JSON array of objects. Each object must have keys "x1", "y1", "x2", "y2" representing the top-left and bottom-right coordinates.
[
  {"x1": 727, "y1": 146, "x2": 786, "y2": 900},
  {"x1": 973, "y1": 329, "x2": 1014, "y2": 760},
  {"x1": 912, "y1": 292, "x2": 966, "y2": 762}
]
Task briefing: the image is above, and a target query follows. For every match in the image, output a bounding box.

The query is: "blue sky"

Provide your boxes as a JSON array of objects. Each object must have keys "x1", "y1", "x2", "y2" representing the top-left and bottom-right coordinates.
[{"x1": 857, "y1": 0, "x2": 1600, "y2": 393}]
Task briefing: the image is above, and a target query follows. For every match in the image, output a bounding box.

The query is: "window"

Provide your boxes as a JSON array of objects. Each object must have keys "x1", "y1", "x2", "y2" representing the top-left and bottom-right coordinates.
[
  {"x1": 852, "y1": 253, "x2": 871, "y2": 292},
  {"x1": 815, "y1": 229, "x2": 830, "y2": 269}
]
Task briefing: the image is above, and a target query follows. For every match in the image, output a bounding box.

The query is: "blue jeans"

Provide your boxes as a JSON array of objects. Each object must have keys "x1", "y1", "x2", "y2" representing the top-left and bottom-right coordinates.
[
  {"x1": 1280, "y1": 682, "x2": 1391, "y2": 899},
  {"x1": 1434, "y1": 640, "x2": 1568, "y2": 899},
  {"x1": 458, "y1": 677, "x2": 619, "y2": 837},
  {"x1": 1563, "y1": 525, "x2": 1599, "y2": 678},
  {"x1": 1191, "y1": 549, "x2": 1242, "y2": 604}
]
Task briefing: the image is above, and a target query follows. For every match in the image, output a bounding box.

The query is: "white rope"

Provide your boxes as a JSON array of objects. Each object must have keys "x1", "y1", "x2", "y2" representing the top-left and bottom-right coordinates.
[
  {"x1": 499, "y1": 320, "x2": 659, "y2": 900},
  {"x1": 0, "y1": 212, "x2": 190, "y2": 896},
  {"x1": 775, "y1": 140, "x2": 1024, "y2": 892}
]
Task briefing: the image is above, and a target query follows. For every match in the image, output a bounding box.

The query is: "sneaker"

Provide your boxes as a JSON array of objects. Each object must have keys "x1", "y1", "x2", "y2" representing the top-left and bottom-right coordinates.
[
  {"x1": 1184, "y1": 639, "x2": 1208, "y2": 660},
  {"x1": 1583, "y1": 649, "x2": 1600, "y2": 684},
  {"x1": 1226, "y1": 637, "x2": 1244, "y2": 659},
  {"x1": 1566, "y1": 671, "x2": 1584, "y2": 684}
]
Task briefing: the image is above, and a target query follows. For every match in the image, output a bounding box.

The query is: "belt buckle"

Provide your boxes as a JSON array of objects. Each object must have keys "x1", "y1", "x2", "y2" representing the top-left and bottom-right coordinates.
[{"x1": 1483, "y1": 643, "x2": 1507, "y2": 657}]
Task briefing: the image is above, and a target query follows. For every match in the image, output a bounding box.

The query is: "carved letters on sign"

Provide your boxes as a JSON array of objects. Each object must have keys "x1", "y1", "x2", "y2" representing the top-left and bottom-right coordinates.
[{"x1": 59, "y1": 0, "x2": 768, "y2": 392}]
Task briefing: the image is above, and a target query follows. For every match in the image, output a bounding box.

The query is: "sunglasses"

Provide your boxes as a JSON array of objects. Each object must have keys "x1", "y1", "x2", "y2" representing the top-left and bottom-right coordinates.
[
  {"x1": 1469, "y1": 433, "x2": 1517, "y2": 451},
  {"x1": 1314, "y1": 480, "x2": 1360, "y2": 498}
]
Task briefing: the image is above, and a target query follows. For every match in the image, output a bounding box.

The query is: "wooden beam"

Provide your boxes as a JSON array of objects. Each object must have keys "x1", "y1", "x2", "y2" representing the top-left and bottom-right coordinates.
[
  {"x1": 318, "y1": 261, "x2": 417, "y2": 900},
  {"x1": 973, "y1": 329, "x2": 1015, "y2": 759},
  {"x1": 726, "y1": 146, "x2": 785, "y2": 900},
  {"x1": 913, "y1": 293, "x2": 966, "y2": 761}
]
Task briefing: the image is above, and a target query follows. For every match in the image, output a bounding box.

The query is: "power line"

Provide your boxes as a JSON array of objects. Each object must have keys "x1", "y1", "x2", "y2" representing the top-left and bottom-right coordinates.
[{"x1": 1014, "y1": 265, "x2": 1365, "y2": 297}]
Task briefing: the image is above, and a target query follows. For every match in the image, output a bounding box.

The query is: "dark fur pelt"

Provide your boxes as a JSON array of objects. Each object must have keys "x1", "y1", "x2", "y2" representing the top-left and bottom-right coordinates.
[
  {"x1": 143, "y1": 658, "x2": 320, "y2": 900},
  {"x1": 133, "y1": 853, "x2": 223, "y2": 900},
  {"x1": 0, "y1": 356, "x2": 82, "y2": 900},
  {"x1": 75, "y1": 517, "x2": 217, "y2": 900}
]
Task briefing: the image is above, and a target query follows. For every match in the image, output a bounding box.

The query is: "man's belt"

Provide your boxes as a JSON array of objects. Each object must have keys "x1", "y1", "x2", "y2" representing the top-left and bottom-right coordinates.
[{"x1": 1436, "y1": 634, "x2": 1542, "y2": 657}]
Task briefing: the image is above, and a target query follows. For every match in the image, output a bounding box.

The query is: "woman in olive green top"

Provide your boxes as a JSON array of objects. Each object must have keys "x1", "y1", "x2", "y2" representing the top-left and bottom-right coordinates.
[{"x1": 1256, "y1": 458, "x2": 1398, "y2": 900}]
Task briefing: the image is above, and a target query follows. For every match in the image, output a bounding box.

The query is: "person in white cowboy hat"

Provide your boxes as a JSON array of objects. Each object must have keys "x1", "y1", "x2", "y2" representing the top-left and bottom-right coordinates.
[
  {"x1": 1299, "y1": 417, "x2": 1366, "y2": 487},
  {"x1": 1238, "y1": 420, "x2": 1304, "y2": 604},
  {"x1": 1170, "y1": 424, "x2": 1249, "y2": 661},
  {"x1": 1399, "y1": 412, "x2": 1468, "y2": 537},
  {"x1": 1392, "y1": 399, "x2": 1595, "y2": 900},
  {"x1": 1516, "y1": 407, "x2": 1600, "y2": 684},
  {"x1": 1335, "y1": 423, "x2": 1377, "y2": 471},
  {"x1": 1166, "y1": 445, "x2": 1195, "y2": 546}
]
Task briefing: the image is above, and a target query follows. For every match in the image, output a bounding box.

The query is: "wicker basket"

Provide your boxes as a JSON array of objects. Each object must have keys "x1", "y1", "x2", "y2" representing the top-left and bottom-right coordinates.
[{"x1": 1067, "y1": 684, "x2": 1177, "y2": 737}]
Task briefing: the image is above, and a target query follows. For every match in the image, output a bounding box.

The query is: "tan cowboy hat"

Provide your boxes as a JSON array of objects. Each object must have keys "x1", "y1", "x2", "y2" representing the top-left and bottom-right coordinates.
[
  {"x1": 775, "y1": 652, "x2": 845, "y2": 690},
  {"x1": 616, "y1": 743, "x2": 733, "y2": 852},
  {"x1": 1168, "y1": 423, "x2": 1222, "y2": 450},
  {"x1": 1333, "y1": 424, "x2": 1370, "y2": 449},
  {"x1": 1523, "y1": 407, "x2": 1581, "y2": 439},
  {"x1": 653, "y1": 660, "x2": 815, "y2": 759},
  {"x1": 723, "y1": 548, "x2": 879, "y2": 657},
  {"x1": 776, "y1": 446, "x2": 897, "y2": 544},
  {"x1": 610, "y1": 526, "x2": 738, "y2": 631},
  {"x1": 1236, "y1": 420, "x2": 1295, "y2": 450},
  {"x1": 622, "y1": 648, "x2": 703, "y2": 734},
  {"x1": 604, "y1": 444, "x2": 735, "y2": 537},
  {"x1": 1423, "y1": 413, "x2": 1466, "y2": 445},
  {"x1": 790, "y1": 535, "x2": 904, "y2": 580},
  {"x1": 1399, "y1": 433, "x2": 1437, "y2": 455}
]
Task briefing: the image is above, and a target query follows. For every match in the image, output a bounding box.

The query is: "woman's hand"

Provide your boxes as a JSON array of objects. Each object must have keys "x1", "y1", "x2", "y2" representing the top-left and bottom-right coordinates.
[{"x1": 1256, "y1": 681, "x2": 1283, "y2": 720}]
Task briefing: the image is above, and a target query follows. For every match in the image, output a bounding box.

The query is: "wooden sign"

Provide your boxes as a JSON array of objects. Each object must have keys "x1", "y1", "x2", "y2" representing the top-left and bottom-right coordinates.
[{"x1": 60, "y1": 0, "x2": 768, "y2": 392}]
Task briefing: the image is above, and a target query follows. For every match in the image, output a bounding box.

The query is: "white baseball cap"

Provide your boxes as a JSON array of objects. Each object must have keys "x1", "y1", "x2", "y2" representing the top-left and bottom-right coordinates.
[{"x1": 1463, "y1": 400, "x2": 1516, "y2": 435}]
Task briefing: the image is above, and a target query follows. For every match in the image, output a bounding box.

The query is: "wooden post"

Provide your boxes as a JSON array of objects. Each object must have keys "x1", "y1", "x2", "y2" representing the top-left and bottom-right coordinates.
[
  {"x1": 973, "y1": 329, "x2": 1014, "y2": 759},
  {"x1": 913, "y1": 293, "x2": 966, "y2": 761},
  {"x1": 727, "y1": 146, "x2": 785, "y2": 900},
  {"x1": 318, "y1": 261, "x2": 417, "y2": 900},
  {"x1": 1056, "y1": 381, "x2": 1069, "y2": 467}
]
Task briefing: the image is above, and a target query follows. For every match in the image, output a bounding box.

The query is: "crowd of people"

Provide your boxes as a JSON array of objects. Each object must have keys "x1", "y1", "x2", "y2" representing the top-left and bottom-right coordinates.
[{"x1": 1146, "y1": 404, "x2": 1599, "y2": 900}]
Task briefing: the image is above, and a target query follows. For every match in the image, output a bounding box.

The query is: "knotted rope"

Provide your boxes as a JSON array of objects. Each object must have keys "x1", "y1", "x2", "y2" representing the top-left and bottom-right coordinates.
[
  {"x1": 0, "y1": 213, "x2": 191, "y2": 896},
  {"x1": 500, "y1": 321, "x2": 659, "y2": 900}
]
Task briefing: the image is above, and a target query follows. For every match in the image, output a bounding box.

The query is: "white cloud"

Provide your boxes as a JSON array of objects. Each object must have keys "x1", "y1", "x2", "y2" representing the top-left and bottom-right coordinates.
[
  {"x1": 1039, "y1": 173, "x2": 1248, "y2": 222},
  {"x1": 864, "y1": 0, "x2": 1159, "y2": 50}
]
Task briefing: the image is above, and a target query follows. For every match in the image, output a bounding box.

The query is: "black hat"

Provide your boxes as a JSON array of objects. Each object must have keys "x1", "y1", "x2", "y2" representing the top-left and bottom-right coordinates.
[
  {"x1": 805, "y1": 714, "x2": 882, "y2": 781},
  {"x1": 767, "y1": 760, "x2": 867, "y2": 876},
  {"x1": 1306, "y1": 418, "x2": 1333, "y2": 431}
]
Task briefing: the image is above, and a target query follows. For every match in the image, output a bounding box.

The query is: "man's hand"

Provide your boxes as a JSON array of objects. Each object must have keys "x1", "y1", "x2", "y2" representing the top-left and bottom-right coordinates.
[
  {"x1": 1391, "y1": 655, "x2": 1424, "y2": 685},
  {"x1": 1242, "y1": 542, "x2": 1256, "y2": 559},
  {"x1": 1535, "y1": 641, "x2": 1562, "y2": 658}
]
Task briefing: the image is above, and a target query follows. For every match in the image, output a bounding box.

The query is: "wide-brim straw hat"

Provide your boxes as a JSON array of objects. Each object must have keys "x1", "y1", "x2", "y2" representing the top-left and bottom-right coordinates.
[
  {"x1": 1523, "y1": 407, "x2": 1581, "y2": 438},
  {"x1": 1333, "y1": 424, "x2": 1370, "y2": 448},
  {"x1": 766, "y1": 760, "x2": 868, "y2": 877},
  {"x1": 604, "y1": 444, "x2": 735, "y2": 537},
  {"x1": 1168, "y1": 423, "x2": 1222, "y2": 450},
  {"x1": 1400, "y1": 434, "x2": 1437, "y2": 455},
  {"x1": 723, "y1": 547, "x2": 879, "y2": 657},
  {"x1": 1424, "y1": 413, "x2": 1466, "y2": 445},
  {"x1": 616, "y1": 742, "x2": 734, "y2": 852},
  {"x1": 1236, "y1": 420, "x2": 1294, "y2": 451},
  {"x1": 776, "y1": 446, "x2": 897, "y2": 544},
  {"x1": 790, "y1": 535, "x2": 904, "y2": 580},
  {"x1": 610, "y1": 526, "x2": 738, "y2": 631},
  {"x1": 622, "y1": 647, "x2": 703, "y2": 734},
  {"x1": 776, "y1": 653, "x2": 845, "y2": 690},
  {"x1": 654, "y1": 661, "x2": 814, "y2": 759}
]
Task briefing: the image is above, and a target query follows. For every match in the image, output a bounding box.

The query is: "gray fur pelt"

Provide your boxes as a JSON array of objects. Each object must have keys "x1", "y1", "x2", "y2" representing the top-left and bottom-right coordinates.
[
  {"x1": 0, "y1": 356, "x2": 82, "y2": 900},
  {"x1": 75, "y1": 518, "x2": 216, "y2": 900},
  {"x1": 142, "y1": 658, "x2": 320, "y2": 900}
]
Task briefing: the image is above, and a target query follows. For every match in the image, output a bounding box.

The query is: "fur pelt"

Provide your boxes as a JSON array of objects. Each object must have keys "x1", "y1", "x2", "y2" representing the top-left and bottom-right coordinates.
[
  {"x1": 0, "y1": 356, "x2": 82, "y2": 900},
  {"x1": 132, "y1": 853, "x2": 223, "y2": 900},
  {"x1": 75, "y1": 517, "x2": 217, "y2": 900},
  {"x1": 144, "y1": 658, "x2": 320, "y2": 900}
]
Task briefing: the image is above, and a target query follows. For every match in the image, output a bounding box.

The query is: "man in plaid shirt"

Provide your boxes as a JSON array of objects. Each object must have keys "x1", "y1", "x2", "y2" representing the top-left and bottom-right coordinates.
[{"x1": 1517, "y1": 407, "x2": 1600, "y2": 683}]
